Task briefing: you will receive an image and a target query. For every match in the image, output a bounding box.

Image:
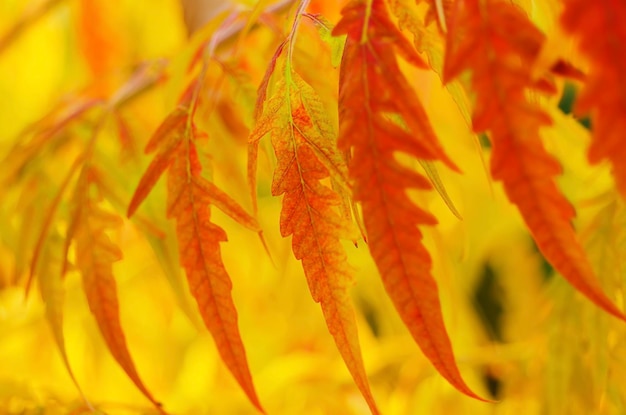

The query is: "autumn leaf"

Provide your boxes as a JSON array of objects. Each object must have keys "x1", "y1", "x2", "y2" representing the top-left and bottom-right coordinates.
[
  {"x1": 72, "y1": 165, "x2": 163, "y2": 411},
  {"x1": 128, "y1": 104, "x2": 263, "y2": 412},
  {"x1": 560, "y1": 1, "x2": 626, "y2": 198},
  {"x1": 443, "y1": 0, "x2": 626, "y2": 321},
  {"x1": 250, "y1": 68, "x2": 378, "y2": 413},
  {"x1": 127, "y1": 108, "x2": 187, "y2": 218},
  {"x1": 167, "y1": 134, "x2": 263, "y2": 413},
  {"x1": 333, "y1": 0, "x2": 484, "y2": 400}
]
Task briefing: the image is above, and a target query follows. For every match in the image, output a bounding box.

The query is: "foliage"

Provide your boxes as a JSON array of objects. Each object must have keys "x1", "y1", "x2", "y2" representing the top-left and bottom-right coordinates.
[{"x1": 1, "y1": 0, "x2": 625, "y2": 414}]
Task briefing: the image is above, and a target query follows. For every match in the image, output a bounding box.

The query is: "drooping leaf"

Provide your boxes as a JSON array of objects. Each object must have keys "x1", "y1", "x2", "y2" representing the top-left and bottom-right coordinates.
[
  {"x1": 333, "y1": 0, "x2": 484, "y2": 400},
  {"x1": 250, "y1": 69, "x2": 379, "y2": 414},
  {"x1": 127, "y1": 108, "x2": 187, "y2": 218},
  {"x1": 166, "y1": 133, "x2": 263, "y2": 413},
  {"x1": 560, "y1": 1, "x2": 626, "y2": 199},
  {"x1": 129, "y1": 107, "x2": 263, "y2": 411},
  {"x1": 443, "y1": 0, "x2": 626, "y2": 321},
  {"x1": 72, "y1": 166, "x2": 163, "y2": 411}
]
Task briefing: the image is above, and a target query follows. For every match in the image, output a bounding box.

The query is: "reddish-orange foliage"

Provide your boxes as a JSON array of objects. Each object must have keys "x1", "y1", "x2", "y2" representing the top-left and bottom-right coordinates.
[
  {"x1": 73, "y1": 166, "x2": 162, "y2": 411},
  {"x1": 129, "y1": 106, "x2": 263, "y2": 411},
  {"x1": 333, "y1": 0, "x2": 483, "y2": 400},
  {"x1": 166, "y1": 136, "x2": 263, "y2": 413},
  {"x1": 561, "y1": 0, "x2": 626, "y2": 198},
  {"x1": 444, "y1": 0, "x2": 626, "y2": 321},
  {"x1": 250, "y1": 72, "x2": 379, "y2": 414},
  {"x1": 127, "y1": 108, "x2": 187, "y2": 217}
]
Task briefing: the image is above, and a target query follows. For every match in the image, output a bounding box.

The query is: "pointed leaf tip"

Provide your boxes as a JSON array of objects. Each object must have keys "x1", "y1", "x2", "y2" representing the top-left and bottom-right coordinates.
[
  {"x1": 252, "y1": 63, "x2": 379, "y2": 412},
  {"x1": 335, "y1": 0, "x2": 482, "y2": 402},
  {"x1": 167, "y1": 133, "x2": 263, "y2": 411}
]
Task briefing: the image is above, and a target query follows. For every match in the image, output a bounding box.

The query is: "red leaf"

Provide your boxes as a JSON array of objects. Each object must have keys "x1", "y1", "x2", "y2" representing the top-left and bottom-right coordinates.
[
  {"x1": 166, "y1": 132, "x2": 263, "y2": 413},
  {"x1": 128, "y1": 86, "x2": 262, "y2": 411},
  {"x1": 444, "y1": 0, "x2": 626, "y2": 321},
  {"x1": 334, "y1": 0, "x2": 484, "y2": 400},
  {"x1": 73, "y1": 167, "x2": 163, "y2": 411},
  {"x1": 127, "y1": 109, "x2": 187, "y2": 218}
]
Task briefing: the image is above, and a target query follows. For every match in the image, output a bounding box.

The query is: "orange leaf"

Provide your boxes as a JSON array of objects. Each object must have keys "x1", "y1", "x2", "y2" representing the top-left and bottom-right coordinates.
[
  {"x1": 192, "y1": 177, "x2": 260, "y2": 232},
  {"x1": 561, "y1": 0, "x2": 626, "y2": 198},
  {"x1": 127, "y1": 81, "x2": 262, "y2": 409},
  {"x1": 444, "y1": 0, "x2": 626, "y2": 321},
  {"x1": 73, "y1": 167, "x2": 163, "y2": 411},
  {"x1": 127, "y1": 109, "x2": 187, "y2": 218},
  {"x1": 166, "y1": 130, "x2": 263, "y2": 412},
  {"x1": 251, "y1": 71, "x2": 378, "y2": 414},
  {"x1": 333, "y1": 0, "x2": 484, "y2": 401},
  {"x1": 145, "y1": 108, "x2": 189, "y2": 154}
]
